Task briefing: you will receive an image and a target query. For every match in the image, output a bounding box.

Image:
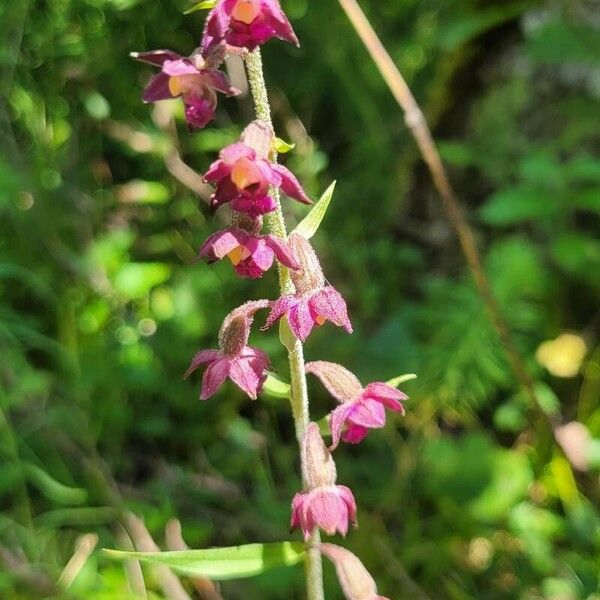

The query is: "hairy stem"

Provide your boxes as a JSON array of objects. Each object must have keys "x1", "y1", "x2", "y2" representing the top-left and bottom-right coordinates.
[{"x1": 244, "y1": 48, "x2": 324, "y2": 600}]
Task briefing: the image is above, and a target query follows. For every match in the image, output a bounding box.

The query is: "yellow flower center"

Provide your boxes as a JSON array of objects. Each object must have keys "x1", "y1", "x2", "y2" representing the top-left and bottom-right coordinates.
[
  {"x1": 168, "y1": 76, "x2": 183, "y2": 97},
  {"x1": 168, "y1": 75, "x2": 198, "y2": 98},
  {"x1": 232, "y1": 0, "x2": 261, "y2": 24},
  {"x1": 231, "y1": 158, "x2": 261, "y2": 190},
  {"x1": 315, "y1": 315, "x2": 326, "y2": 325},
  {"x1": 227, "y1": 245, "x2": 251, "y2": 266}
]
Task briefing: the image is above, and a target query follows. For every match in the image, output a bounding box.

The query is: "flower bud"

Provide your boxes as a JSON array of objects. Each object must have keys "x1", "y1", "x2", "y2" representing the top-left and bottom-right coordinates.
[
  {"x1": 219, "y1": 316, "x2": 249, "y2": 357},
  {"x1": 218, "y1": 300, "x2": 269, "y2": 356},
  {"x1": 288, "y1": 233, "x2": 325, "y2": 294},
  {"x1": 321, "y1": 544, "x2": 390, "y2": 600},
  {"x1": 302, "y1": 422, "x2": 336, "y2": 489}
]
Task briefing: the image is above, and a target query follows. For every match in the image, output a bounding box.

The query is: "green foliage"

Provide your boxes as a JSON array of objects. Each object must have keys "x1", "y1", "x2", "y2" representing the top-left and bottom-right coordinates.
[
  {"x1": 291, "y1": 180, "x2": 336, "y2": 239},
  {"x1": 105, "y1": 542, "x2": 305, "y2": 579},
  {"x1": 1, "y1": 0, "x2": 599, "y2": 598}
]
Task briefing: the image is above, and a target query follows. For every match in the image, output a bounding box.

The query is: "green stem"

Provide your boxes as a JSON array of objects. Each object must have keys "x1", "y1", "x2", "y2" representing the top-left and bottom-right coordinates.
[{"x1": 244, "y1": 48, "x2": 324, "y2": 600}]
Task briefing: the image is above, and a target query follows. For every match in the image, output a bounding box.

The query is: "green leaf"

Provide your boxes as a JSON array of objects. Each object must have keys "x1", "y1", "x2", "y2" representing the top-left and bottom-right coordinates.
[
  {"x1": 438, "y1": 1, "x2": 530, "y2": 51},
  {"x1": 24, "y1": 464, "x2": 87, "y2": 505},
  {"x1": 566, "y1": 156, "x2": 600, "y2": 184},
  {"x1": 291, "y1": 181, "x2": 336, "y2": 240},
  {"x1": 104, "y1": 542, "x2": 305, "y2": 581},
  {"x1": 572, "y1": 188, "x2": 600, "y2": 216},
  {"x1": 273, "y1": 137, "x2": 296, "y2": 154},
  {"x1": 479, "y1": 186, "x2": 559, "y2": 226},
  {"x1": 184, "y1": 0, "x2": 216, "y2": 14},
  {"x1": 385, "y1": 373, "x2": 417, "y2": 388},
  {"x1": 262, "y1": 373, "x2": 291, "y2": 399},
  {"x1": 551, "y1": 232, "x2": 600, "y2": 282},
  {"x1": 527, "y1": 22, "x2": 600, "y2": 66}
]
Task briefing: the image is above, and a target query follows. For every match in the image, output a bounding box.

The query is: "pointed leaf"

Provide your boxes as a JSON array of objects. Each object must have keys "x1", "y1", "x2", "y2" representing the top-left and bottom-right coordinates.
[
  {"x1": 386, "y1": 373, "x2": 417, "y2": 388},
  {"x1": 291, "y1": 181, "x2": 336, "y2": 240},
  {"x1": 273, "y1": 137, "x2": 296, "y2": 154},
  {"x1": 262, "y1": 373, "x2": 291, "y2": 399},
  {"x1": 184, "y1": 0, "x2": 216, "y2": 14},
  {"x1": 104, "y1": 542, "x2": 305, "y2": 581}
]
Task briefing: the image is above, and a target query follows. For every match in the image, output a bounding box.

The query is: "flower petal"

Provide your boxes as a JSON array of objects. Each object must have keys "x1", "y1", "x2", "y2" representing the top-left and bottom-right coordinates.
[
  {"x1": 288, "y1": 298, "x2": 315, "y2": 342},
  {"x1": 198, "y1": 228, "x2": 246, "y2": 262},
  {"x1": 200, "y1": 357, "x2": 230, "y2": 399},
  {"x1": 262, "y1": 295, "x2": 297, "y2": 330},
  {"x1": 162, "y1": 59, "x2": 199, "y2": 77},
  {"x1": 347, "y1": 398, "x2": 386, "y2": 429},
  {"x1": 201, "y1": 0, "x2": 237, "y2": 53},
  {"x1": 202, "y1": 69, "x2": 240, "y2": 96},
  {"x1": 220, "y1": 142, "x2": 256, "y2": 165},
  {"x1": 210, "y1": 178, "x2": 239, "y2": 211},
  {"x1": 228, "y1": 355, "x2": 265, "y2": 399},
  {"x1": 290, "y1": 492, "x2": 306, "y2": 531},
  {"x1": 142, "y1": 72, "x2": 173, "y2": 102},
  {"x1": 309, "y1": 286, "x2": 352, "y2": 333},
  {"x1": 271, "y1": 164, "x2": 311, "y2": 204},
  {"x1": 263, "y1": 235, "x2": 300, "y2": 269},
  {"x1": 328, "y1": 403, "x2": 354, "y2": 450},
  {"x1": 260, "y1": 0, "x2": 299, "y2": 46},
  {"x1": 131, "y1": 49, "x2": 182, "y2": 67},
  {"x1": 341, "y1": 424, "x2": 369, "y2": 445},
  {"x1": 184, "y1": 95, "x2": 216, "y2": 129},
  {"x1": 305, "y1": 361, "x2": 363, "y2": 403},
  {"x1": 184, "y1": 349, "x2": 221, "y2": 378},
  {"x1": 246, "y1": 237, "x2": 275, "y2": 271},
  {"x1": 306, "y1": 489, "x2": 349, "y2": 537},
  {"x1": 204, "y1": 161, "x2": 231, "y2": 184},
  {"x1": 336, "y1": 485, "x2": 357, "y2": 524},
  {"x1": 362, "y1": 382, "x2": 407, "y2": 413}
]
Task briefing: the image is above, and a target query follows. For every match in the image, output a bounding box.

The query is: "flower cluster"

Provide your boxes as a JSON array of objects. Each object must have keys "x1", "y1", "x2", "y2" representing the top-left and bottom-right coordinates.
[{"x1": 134, "y1": 2, "x2": 408, "y2": 597}]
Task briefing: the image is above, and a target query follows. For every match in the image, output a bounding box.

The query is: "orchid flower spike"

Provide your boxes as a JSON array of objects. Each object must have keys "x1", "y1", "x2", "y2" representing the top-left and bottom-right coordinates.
[
  {"x1": 290, "y1": 423, "x2": 357, "y2": 540},
  {"x1": 204, "y1": 122, "x2": 311, "y2": 217},
  {"x1": 263, "y1": 233, "x2": 352, "y2": 341},
  {"x1": 198, "y1": 215, "x2": 299, "y2": 278},
  {"x1": 202, "y1": 0, "x2": 299, "y2": 53},
  {"x1": 131, "y1": 49, "x2": 239, "y2": 129},
  {"x1": 321, "y1": 544, "x2": 390, "y2": 600},
  {"x1": 184, "y1": 301, "x2": 270, "y2": 399},
  {"x1": 305, "y1": 361, "x2": 407, "y2": 449}
]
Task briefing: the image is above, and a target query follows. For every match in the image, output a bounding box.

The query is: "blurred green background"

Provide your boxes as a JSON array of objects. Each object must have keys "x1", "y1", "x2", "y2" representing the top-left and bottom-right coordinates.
[{"x1": 1, "y1": 0, "x2": 599, "y2": 598}]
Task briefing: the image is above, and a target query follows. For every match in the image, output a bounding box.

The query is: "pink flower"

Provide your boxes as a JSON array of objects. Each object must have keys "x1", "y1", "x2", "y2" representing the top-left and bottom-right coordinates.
[
  {"x1": 305, "y1": 361, "x2": 407, "y2": 449},
  {"x1": 204, "y1": 141, "x2": 311, "y2": 217},
  {"x1": 321, "y1": 544, "x2": 390, "y2": 600},
  {"x1": 291, "y1": 485, "x2": 357, "y2": 541},
  {"x1": 198, "y1": 226, "x2": 299, "y2": 278},
  {"x1": 262, "y1": 234, "x2": 352, "y2": 341},
  {"x1": 263, "y1": 286, "x2": 351, "y2": 342},
  {"x1": 131, "y1": 49, "x2": 239, "y2": 129},
  {"x1": 290, "y1": 423, "x2": 357, "y2": 540},
  {"x1": 202, "y1": 0, "x2": 299, "y2": 53},
  {"x1": 184, "y1": 301, "x2": 270, "y2": 399}
]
